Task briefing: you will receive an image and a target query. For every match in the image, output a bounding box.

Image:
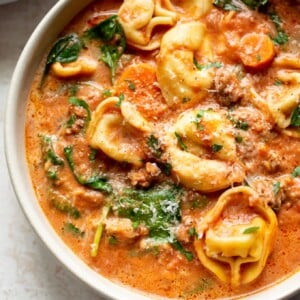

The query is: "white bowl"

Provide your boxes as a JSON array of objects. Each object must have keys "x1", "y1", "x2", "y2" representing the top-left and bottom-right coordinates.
[{"x1": 4, "y1": 1, "x2": 300, "y2": 299}]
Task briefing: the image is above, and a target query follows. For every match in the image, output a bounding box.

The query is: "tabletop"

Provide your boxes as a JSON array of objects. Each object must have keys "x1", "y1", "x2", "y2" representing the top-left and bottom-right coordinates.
[{"x1": 0, "y1": 1, "x2": 300, "y2": 300}]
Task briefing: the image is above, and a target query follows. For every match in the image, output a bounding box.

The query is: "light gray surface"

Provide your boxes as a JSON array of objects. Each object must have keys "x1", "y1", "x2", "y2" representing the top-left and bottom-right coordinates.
[
  {"x1": 0, "y1": 1, "x2": 300, "y2": 300},
  {"x1": 0, "y1": 1, "x2": 100, "y2": 299}
]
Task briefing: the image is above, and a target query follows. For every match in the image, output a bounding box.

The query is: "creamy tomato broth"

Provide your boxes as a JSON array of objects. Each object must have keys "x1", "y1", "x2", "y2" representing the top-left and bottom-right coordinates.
[{"x1": 25, "y1": 0, "x2": 300, "y2": 298}]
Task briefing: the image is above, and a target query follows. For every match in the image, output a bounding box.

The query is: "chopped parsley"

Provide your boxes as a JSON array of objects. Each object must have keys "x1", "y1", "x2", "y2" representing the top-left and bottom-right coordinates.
[
  {"x1": 102, "y1": 89, "x2": 112, "y2": 97},
  {"x1": 175, "y1": 132, "x2": 188, "y2": 151},
  {"x1": 51, "y1": 196, "x2": 81, "y2": 219},
  {"x1": 63, "y1": 222, "x2": 85, "y2": 237},
  {"x1": 273, "y1": 181, "x2": 281, "y2": 195},
  {"x1": 292, "y1": 166, "x2": 300, "y2": 178},
  {"x1": 274, "y1": 79, "x2": 283, "y2": 86},
  {"x1": 108, "y1": 236, "x2": 118, "y2": 245},
  {"x1": 243, "y1": 226, "x2": 260, "y2": 234},
  {"x1": 116, "y1": 93, "x2": 125, "y2": 107},
  {"x1": 269, "y1": 12, "x2": 289, "y2": 45},
  {"x1": 194, "y1": 58, "x2": 223, "y2": 71},
  {"x1": 193, "y1": 109, "x2": 205, "y2": 130},
  {"x1": 125, "y1": 80, "x2": 136, "y2": 91},
  {"x1": 147, "y1": 135, "x2": 162, "y2": 158},
  {"x1": 235, "y1": 135, "x2": 243, "y2": 143},
  {"x1": 212, "y1": 144, "x2": 223, "y2": 152}
]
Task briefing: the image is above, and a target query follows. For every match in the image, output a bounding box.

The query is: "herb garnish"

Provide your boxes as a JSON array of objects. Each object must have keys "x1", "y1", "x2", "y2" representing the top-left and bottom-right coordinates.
[
  {"x1": 68, "y1": 96, "x2": 91, "y2": 130},
  {"x1": 41, "y1": 33, "x2": 83, "y2": 85},
  {"x1": 63, "y1": 222, "x2": 85, "y2": 237},
  {"x1": 290, "y1": 106, "x2": 300, "y2": 127},
  {"x1": 292, "y1": 166, "x2": 300, "y2": 178},
  {"x1": 116, "y1": 93, "x2": 125, "y2": 107},
  {"x1": 269, "y1": 12, "x2": 289, "y2": 45},
  {"x1": 243, "y1": 226, "x2": 260, "y2": 234},
  {"x1": 212, "y1": 144, "x2": 223, "y2": 152},
  {"x1": 147, "y1": 135, "x2": 162, "y2": 158},
  {"x1": 175, "y1": 132, "x2": 188, "y2": 152},
  {"x1": 91, "y1": 206, "x2": 110, "y2": 257},
  {"x1": 274, "y1": 79, "x2": 283, "y2": 86},
  {"x1": 273, "y1": 181, "x2": 281, "y2": 195},
  {"x1": 84, "y1": 15, "x2": 126, "y2": 83},
  {"x1": 194, "y1": 58, "x2": 223, "y2": 71},
  {"x1": 113, "y1": 184, "x2": 192, "y2": 260},
  {"x1": 193, "y1": 109, "x2": 205, "y2": 130},
  {"x1": 51, "y1": 197, "x2": 81, "y2": 219}
]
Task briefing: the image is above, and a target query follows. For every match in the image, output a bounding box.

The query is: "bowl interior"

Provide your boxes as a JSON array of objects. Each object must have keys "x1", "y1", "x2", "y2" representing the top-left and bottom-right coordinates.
[{"x1": 4, "y1": 1, "x2": 300, "y2": 299}]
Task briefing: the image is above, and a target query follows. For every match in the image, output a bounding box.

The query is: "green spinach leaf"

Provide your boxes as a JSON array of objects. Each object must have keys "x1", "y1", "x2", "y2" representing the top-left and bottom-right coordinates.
[
  {"x1": 290, "y1": 106, "x2": 300, "y2": 127},
  {"x1": 64, "y1": 145, "x2": 112, "y2": 194},
  {"x1": 42, "y1": 33, "x2": 83, "y2": 84},
  {"x1": 84, "y1": 15, "x2": 126, "y2": 83}
]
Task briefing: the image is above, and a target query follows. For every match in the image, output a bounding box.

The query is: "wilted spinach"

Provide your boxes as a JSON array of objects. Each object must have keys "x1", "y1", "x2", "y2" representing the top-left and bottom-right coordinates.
[
  {"x1": 84, "y1": 15, "x2": 126, "y2": 83},
  {"x1": 64, "y1": 145, "x2": 112, "y2": 194},
  {"x1": 41, "y1": 33, "x2": 83, "y2": 85}
]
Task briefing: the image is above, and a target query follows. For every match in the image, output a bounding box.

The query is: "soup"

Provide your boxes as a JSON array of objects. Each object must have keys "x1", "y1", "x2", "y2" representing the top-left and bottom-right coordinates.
[{"x1": 25, "y1": 0, "x2": 300, "y2": 298}]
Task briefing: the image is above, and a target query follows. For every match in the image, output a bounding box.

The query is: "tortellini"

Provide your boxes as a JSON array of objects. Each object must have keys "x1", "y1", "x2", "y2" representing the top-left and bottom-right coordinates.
[
  {"x1": 87, "y1": 97, "x2": 151, "y2": 166},
  {"x1": 157, "y1": 0, "x2": 213, "y2": 19},
  {"x1": 51, "y1": 56, "x2": 97, "y2": 78},
  {"x1": 194, "y1": 186, "x2": 277, "y2": 286},
  {"x1": 156, "y1": 21, "x2": 215, "y2": 107},
  {"x1": 165, "y1": 109, "x2": 245, "y2": 192},
  {"x1": 118, "y1": 0, "x2": 177, "y2": 50}
]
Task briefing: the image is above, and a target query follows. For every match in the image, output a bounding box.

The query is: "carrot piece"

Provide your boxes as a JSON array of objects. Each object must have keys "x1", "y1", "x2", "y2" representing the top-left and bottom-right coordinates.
[
  {"x1": 114, "y1": 63, "x2": 168, "y2": 120},
  {"x1": 239, "y1": 33, "x2": 275, "y2": 69}
]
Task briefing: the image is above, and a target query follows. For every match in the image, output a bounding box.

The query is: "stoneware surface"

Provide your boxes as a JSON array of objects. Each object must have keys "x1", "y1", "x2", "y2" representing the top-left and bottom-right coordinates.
[{"x1": 1, "y1": 1, "x2": 300, "y2": 300}]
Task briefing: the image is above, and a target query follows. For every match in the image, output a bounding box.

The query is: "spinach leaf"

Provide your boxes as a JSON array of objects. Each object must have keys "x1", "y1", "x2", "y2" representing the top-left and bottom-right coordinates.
[
  {"x1": 212, "y1": 144, "x2": 223, "y2": 152},
  {"x1": 194, "y1": 59, "x2": 223, "y2": 70},
  {"x1": 213, "y1": 0, "x2": 240, "y2": 11},
  {"x1": 172, "y1": 240, "x2": 193, "y2": 261},
  {"x1": 147, "y1": 135, "x2": 163, "y2": 158},
  {"x1": 42, "y1": 33, "x2": 83, "y2": 84},
  {"x1": 241, "y1": 0, "x2": 268, "y2": 9},
  {"x1": 40, "y1": 135, "x2": 64, "y2": 166},
  {"x1": 51, "y1": 197, "x2": 81, "y2": 219},
  {"x1": 63, "y1": 222, "x2": 85, "y2": 237},
  {"x1": 269, "y1": 12, "x2": 289, "y2": 45},
  {"x1": 64, "y1": 145, "x2": 112, "y2": 194},
  {"x1": 114, "y1": 185, "x2": 181, "y2": 242},
  {"x1": 84, "y1": 15, "x2": 126, "y2": 83},
  {"x1": 213, "y1": 0, "x2": 268, "y2": 11},
  {"x1": 291, "y1": 106, "x2": 300, "y2": 127},
  {"x1": 292, "y1": 166, "x2": 300, "y2": 178},
  {"x1": 68, "y1": 96, "x2": 91, "y2": 130},
  {"x1": 273, "y1": 181, "x2": 281, "y2": 195}
]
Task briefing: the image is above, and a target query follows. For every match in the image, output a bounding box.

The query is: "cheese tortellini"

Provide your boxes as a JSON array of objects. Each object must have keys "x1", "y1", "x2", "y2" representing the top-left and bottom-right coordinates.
[
  {"x1": 165, "y1": 109, "x2": 245, "y2": 192},
  {"x1": 87, "y1": 97, "x2": 151, "y2": 166},
  {"x1": 118, "y1": 0, "x2": 177, "y2": 50},
  {"x1": 157, "y1": 0, "x2": 213, "y2": 19},
  {"x1": 156, "y1": 21, "x2": 215, "y2": 107},
  {"x1": 194, "y1": 186, "x2": 277, "y2": 286}
]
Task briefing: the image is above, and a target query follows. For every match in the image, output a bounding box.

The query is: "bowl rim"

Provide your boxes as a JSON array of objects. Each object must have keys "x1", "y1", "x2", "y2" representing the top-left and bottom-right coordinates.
[{"x1": 4, "y1": 0, "x2": 300, "y2": 299}]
